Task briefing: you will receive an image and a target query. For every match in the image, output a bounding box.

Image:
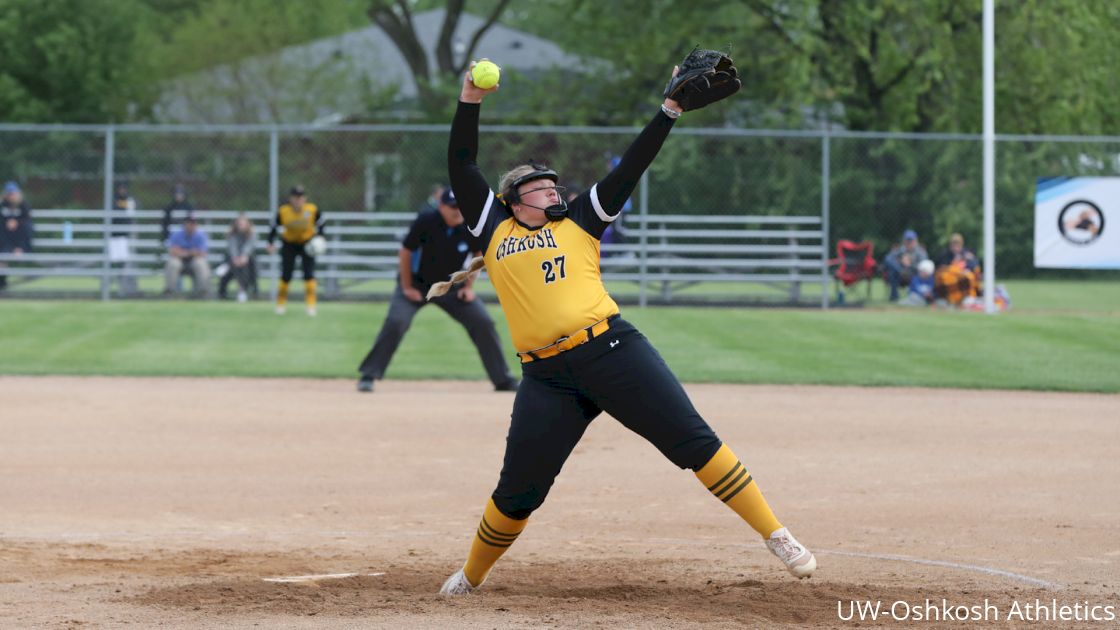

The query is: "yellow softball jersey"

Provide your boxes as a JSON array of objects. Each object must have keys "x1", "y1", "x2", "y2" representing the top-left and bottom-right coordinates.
[
  {"x1": 448, "y1": 100, "x2": 677, "y2": 353},
  {"x1": 470, "y1": 187, "x2": 622, "y2": 352},
  {"x1": 275, "y1": 202, "x2": 321, "y2": 244}
]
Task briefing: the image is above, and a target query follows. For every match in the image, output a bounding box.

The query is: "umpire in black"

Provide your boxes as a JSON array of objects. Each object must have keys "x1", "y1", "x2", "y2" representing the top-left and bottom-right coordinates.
[{"x1": 357, "y1": 188, "x2": 517, "y2": 393}]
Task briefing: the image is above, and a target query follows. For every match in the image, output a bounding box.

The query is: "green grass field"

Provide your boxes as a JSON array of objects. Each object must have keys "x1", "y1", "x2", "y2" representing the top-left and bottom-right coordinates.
[
  {"x1": 2, "y1": 281, "x2": 1117, "y2": 392},
  {"x1": 6, "y1": 275, "x2": 1120, "y2": 312}
]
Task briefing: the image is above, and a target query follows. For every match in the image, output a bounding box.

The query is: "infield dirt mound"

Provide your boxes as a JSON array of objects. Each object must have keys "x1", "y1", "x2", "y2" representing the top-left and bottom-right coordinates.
[
  {"x1": 1, "y1": 377, "x2": 1117, "y2": 628},
  {"x1": 130, "y1": 556, "x2": 1053, "y2": 627}
]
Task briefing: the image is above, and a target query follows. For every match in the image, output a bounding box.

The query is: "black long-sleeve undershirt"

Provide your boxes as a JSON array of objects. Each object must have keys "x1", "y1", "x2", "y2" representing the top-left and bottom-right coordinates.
[{"x1": 448, "y1": 101, "x2": 676, "y2": 231}]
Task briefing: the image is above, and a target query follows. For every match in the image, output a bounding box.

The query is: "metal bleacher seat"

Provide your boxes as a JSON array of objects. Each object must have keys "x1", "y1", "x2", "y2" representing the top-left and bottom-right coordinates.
[
  {"x1": 1, "y1": 209, "x2": 829, "y2": 305},
  {"x1": 599, "y1": 214, "x2": 827, "y2": 303}
]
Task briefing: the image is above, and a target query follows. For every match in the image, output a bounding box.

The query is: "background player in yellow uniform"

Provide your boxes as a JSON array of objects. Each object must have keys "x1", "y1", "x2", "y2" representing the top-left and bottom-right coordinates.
[
  {"x1": 267, "y1": 185, "x2": 323, "y2": 316},
  {"x1": 435, "y1": 55, "x2": 816, "y2": 596}
]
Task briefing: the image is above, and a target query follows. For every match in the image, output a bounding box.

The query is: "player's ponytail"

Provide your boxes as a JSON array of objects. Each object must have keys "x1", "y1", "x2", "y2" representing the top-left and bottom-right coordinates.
[{"x1": 426, "y1": 256, "x2": 486, "y2": 300}]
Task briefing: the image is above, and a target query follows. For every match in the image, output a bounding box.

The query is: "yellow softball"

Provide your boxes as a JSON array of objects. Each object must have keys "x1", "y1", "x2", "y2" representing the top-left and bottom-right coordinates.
[{"x1": 471, "y1": 60, "x2": 501, "y2": 90}]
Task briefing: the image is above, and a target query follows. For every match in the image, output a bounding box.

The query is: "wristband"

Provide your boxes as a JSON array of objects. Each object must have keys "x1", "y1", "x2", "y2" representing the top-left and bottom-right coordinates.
[{"x1": 660, "y1": 103, "x2": 682, "y2": 119}]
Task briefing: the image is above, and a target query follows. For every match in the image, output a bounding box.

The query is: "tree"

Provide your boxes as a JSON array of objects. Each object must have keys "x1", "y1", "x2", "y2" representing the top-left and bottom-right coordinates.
[
  {"x1": 499, "y1": 0, "x2": 814, "y2": 127},
  {"x1": 151, "y1": 0, "x2": 377, "y2": 124},
  {"x1": 366, "y1": 0, "x2": 512, "y2": 117},
  {"x1": 745, "y1": 0, "x2": 1120, "y2": 135},
  {"x1": 0, "y1": 0, "x2": 158, "y2": 123},
  {"x1": 994, "y1": 0, "x2": 1120, "y2": 135}
]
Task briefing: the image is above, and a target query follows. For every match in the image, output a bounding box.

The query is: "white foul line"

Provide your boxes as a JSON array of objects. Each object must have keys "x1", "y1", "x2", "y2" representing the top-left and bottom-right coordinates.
[
  {"x1": 816, "y1": 549, "x2": 1061, "y2": 590},
  {"x1": 639, "y1": 537, "x2": 1061, "y2": 590},
  {"x1": 262, "y1": 572, "x2": 386, "y2": 583}
]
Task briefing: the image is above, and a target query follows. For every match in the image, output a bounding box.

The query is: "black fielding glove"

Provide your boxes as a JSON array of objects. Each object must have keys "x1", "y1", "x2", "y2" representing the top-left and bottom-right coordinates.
[{"x1": 663, "y1": 47, "x2": 742, "y2": 111}]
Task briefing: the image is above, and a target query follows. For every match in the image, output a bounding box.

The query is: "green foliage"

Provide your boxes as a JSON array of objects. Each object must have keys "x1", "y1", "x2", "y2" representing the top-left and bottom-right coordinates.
[
  {"x1": 0, "y1": 297, "x2": 1115, "y2": 392},
  {"x1": 996, "y1": 0, "x2": 1120, "y2": 135},
  {"x1": 500, "y1": 0, "x2": 810, "y2": 127},
  {"x1": 0, "y1": 0, "x2": 159, "y2": 122},
  {"x1": 4, "y1": 0, "x2": 1119, "y2": 133},
  {"x1": 152, "y1": 0, "x2": 366, "y2": 76},
  {"x1": 502, "y1": 0, "x2": 1119, "y2": 134},
  {"x1": 0, "y1": 0, "x2": 370, "y2": 123},
  {"x1": 150, "y1": 0, "x2": 377, "y2": 123}
]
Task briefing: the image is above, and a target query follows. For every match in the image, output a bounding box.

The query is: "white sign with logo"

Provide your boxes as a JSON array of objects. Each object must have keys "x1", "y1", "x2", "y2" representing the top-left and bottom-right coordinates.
[{"x1": 1034, "y1": 177, "x2": 1118, "y2": 269}]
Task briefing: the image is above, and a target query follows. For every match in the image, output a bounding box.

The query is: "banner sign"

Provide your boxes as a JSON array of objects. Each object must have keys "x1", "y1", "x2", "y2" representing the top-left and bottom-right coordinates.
[{"x1": 1034, "y1": 177, "x2": 1118, "y2": 269}]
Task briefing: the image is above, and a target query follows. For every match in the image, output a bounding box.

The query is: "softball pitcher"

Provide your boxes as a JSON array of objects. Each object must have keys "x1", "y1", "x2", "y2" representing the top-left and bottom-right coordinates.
[{"x1": 436, "y1": 51, "x2": 815, "y2": 595}]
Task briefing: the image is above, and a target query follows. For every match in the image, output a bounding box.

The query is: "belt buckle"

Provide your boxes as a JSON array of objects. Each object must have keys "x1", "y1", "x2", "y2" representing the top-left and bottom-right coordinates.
[{"x1": 554, "y1": 334, "x2": 575, "y2": 352}]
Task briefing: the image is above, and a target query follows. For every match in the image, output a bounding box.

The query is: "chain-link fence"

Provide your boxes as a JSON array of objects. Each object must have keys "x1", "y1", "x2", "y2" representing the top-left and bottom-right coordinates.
[{"x1": 0, "y1": 123, "x2": 1116, "y2": 305}]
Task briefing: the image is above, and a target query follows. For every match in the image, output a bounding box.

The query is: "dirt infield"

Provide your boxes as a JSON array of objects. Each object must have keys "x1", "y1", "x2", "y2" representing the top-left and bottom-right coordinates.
[{"x1": 1, "y1": 377, "x2": 1117, "y2": 628}]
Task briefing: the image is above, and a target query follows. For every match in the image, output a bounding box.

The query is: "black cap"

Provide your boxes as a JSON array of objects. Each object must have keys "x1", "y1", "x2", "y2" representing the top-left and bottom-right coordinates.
[
  {"x1": 184, "y1": 212, "x2": 198, "y2": 222},
  {"x1": 290, "y1": 185, "x2": 306, "y2": 196},
  {"x1": 440, "y1": 188, "x2": 458, "y2": 206}
]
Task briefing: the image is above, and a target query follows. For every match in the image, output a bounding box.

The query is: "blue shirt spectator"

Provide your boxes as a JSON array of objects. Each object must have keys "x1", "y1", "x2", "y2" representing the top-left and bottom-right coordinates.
[
  {"x1": 164, "y1": 214, "x2": 211, "y2": 297},
  {"x1": 168, "y1": 225, "x2": 209, "y2": 253}
]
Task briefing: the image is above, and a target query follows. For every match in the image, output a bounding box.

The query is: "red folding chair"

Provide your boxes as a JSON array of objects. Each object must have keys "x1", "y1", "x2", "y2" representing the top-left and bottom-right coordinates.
[{"x1": 829, "y1": 240, "x2": 877, "y2": 302}]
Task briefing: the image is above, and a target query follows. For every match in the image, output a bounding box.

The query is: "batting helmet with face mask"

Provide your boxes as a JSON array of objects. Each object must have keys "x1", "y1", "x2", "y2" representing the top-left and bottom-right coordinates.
[{"x1": 506, "y1": 163, "x2": 567, "y2": 220}]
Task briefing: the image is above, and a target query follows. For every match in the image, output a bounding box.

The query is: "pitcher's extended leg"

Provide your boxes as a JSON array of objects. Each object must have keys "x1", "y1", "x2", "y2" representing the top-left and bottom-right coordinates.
[{"x1": 441, "y1": 370, "x2": 599, "y2": 594}]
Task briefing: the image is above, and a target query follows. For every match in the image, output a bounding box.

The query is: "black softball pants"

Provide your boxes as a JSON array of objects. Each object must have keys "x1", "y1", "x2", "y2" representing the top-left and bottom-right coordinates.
[
  {"x1": 280, "y1": 241, "x2": 315, "y2": 282},
  {"x1": 491, "y1": 317, "x2": 722, "y2": 519},
  {"x1": 358, "y1": 283, "x2": 514, "y2": 387}
]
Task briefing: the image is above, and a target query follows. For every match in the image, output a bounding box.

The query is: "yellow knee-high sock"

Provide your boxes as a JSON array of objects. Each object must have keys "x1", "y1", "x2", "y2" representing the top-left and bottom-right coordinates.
[
  {"x1": 277, "y1": 280, "x2": 289, "y2": 306},
  {"x1": 305, "y1": 279, "x2": 317, "y2": 308},
  {"x1": 695, "y1": 444, "x2": 783, "y2": 538},
  {"x1": 462, "y1": 498, "x2": 529, "y2": 587}
]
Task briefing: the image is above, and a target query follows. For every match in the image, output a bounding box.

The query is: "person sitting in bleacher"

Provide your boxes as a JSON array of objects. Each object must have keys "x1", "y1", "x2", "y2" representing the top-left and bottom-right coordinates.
[
  {"x1": 0, "y1": 181, "x2": 33, "y2": 291},
  {"x1": 160, "y1": 183, "x2": 195, "y2": 245},
  {"x1": 217, "y1": 213, "x2": 258, "y2": 303},
  {"x1": 164, "y1": 213, "x2": 210, "y2": 297}
]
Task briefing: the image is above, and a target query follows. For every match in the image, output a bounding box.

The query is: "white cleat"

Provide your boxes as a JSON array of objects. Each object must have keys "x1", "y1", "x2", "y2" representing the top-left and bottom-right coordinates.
[
  {"x1": 275, "y1": 305, "x2": 286, "y2": 315},
  {"x1": 439, "y1": 568, "x2": 478, "y2": 595},
  {"x1": 766, "y1": 527, "x2": 817, "y2": 578},
  {"x1": 306, "y1": 306, "x2": 317, "y2": 317}
]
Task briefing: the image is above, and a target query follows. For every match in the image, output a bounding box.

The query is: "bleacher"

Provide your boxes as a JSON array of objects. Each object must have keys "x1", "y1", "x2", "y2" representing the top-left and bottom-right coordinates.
[
  {"x1": 601, "y1": 214, "x2": 827, "y2": 304},
  {"x1": 0, "y1": 209, "x2": 414, "y2": 297},
  {"x1": 0, "y1": 208, "x2": 828, "y2": 305}
]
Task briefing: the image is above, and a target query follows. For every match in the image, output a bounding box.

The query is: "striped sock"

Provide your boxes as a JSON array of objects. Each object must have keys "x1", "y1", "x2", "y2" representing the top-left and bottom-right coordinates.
[
  {"x1": 305, "y1": 279, "x2": 317, "y2": 308},
  {"x1": 462, "y1": 498, "x2": 528, "y2": 587},
  {"x1": 277, "y1": 280, "x2": 289, "y2": 306},
  {"x1": 695, "y1": 444, "x2": 782, "y2": 538}
]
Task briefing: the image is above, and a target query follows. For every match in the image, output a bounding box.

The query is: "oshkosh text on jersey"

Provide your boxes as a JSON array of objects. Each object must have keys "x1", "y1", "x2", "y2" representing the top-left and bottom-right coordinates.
[{"x1": 494, "y1": 229, "x2": 558, "y2": 261}]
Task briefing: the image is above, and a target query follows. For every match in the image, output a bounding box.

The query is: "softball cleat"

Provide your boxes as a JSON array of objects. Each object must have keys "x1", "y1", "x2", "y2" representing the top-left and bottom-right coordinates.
[
  {"x1": 765, "y1": 527, "x2": 817, "y2": 578},
  {"x1": 439, "y1": 568, "x2": 478, "y2": 595}
]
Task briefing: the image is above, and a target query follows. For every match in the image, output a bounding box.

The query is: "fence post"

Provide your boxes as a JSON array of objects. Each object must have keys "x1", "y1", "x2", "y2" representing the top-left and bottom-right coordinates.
[
  {"x1": 820, "y1": 133, "x2": 831, "y2": 309},
  {"x1": 268, "y1": 129, "x2": 279, "y2": 302},
  {"x1": 100, "y1": 127, "x2": 115, "y2": 301}
]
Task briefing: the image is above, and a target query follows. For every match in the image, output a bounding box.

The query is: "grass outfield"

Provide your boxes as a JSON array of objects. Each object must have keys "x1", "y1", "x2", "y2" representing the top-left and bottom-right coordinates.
[
  {"x1": 6, "y1": 277, "x2": 1120, "y2": 311},
  {"x1": 1, "y1": 297, "x2": 1117, "y2": 392}
]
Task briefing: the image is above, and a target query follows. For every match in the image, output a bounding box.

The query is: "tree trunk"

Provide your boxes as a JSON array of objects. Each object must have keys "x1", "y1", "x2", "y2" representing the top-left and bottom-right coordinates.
[{"x1": 368, "y1": 0, "x2": 512, "y2": 119}]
